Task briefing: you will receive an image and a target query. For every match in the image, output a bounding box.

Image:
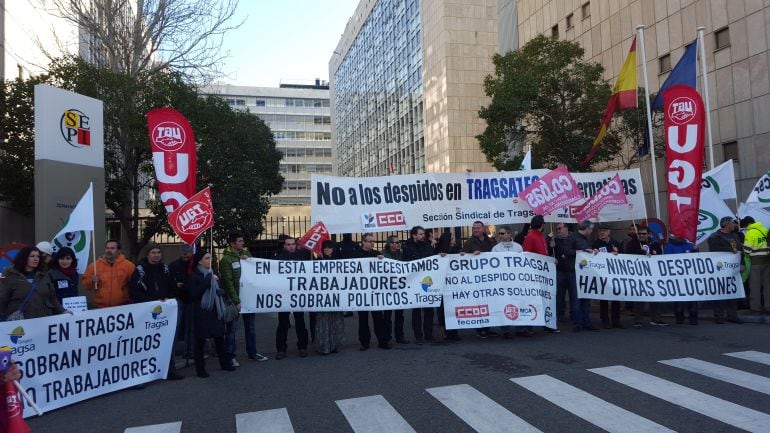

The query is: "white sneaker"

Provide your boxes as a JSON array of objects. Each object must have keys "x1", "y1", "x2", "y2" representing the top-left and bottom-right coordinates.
[
  {"x1": 250, "y1": 353, "x2": 269, "y2": 361},
  {"x1": 231, "y1": 359, "x2": 240, "y2": 367}
]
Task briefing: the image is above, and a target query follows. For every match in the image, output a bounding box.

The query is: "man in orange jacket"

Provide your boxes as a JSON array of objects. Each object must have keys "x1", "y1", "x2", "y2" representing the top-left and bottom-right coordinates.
[{"x1": 82, "y1": 239, "x2": 136, "y2": 308}]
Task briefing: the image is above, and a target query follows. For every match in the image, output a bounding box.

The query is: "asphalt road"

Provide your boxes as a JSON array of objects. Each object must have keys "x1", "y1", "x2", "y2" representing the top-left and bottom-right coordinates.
[{"x1": 27, "y1": 310, "x2": 770, "y2": 433}]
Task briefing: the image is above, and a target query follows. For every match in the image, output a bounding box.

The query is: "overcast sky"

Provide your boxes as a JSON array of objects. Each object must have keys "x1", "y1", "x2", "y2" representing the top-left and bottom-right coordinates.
[{"x1": 217, "y1": 0, "x2": 360, "y2": 87}]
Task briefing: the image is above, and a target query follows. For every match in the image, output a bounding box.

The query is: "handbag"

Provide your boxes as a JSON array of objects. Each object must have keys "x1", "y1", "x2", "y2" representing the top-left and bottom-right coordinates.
[
  {"x1": 222, "y1": 299, "x2": 239, "y2": 323},
  {"x1": 2, "y1": 280, "x2": 38, "y2": 322}
]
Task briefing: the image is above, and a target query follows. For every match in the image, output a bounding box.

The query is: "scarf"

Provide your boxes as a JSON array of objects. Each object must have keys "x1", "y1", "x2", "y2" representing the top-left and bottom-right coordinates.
[
  {"x1": 198, "y1": 266, "x2": 225, "y2": 320},
  {"x1": 59, "y1": 266, "x2": 77, "y2": 279}
]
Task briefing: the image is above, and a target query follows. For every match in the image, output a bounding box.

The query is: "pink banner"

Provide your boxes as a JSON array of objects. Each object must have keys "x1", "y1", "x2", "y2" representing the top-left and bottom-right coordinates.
[
  {"x1": 569, "y1": 173, "x2": 629, "y2": 222},
  {"x1": 518, "y1": 165, "x2": 584, "y2": 215}
]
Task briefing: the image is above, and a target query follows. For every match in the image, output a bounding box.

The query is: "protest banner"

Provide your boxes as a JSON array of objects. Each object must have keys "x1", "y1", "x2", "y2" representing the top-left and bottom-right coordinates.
[
  {"x1": 695, "y1": 187, "x2": 734, "y2": 246},
  {"x1": 0, "y1": 300, "x2": 178, "y2": 417},
  {"x1": 575, "y1": 251, "x2": 744, "y2": 302},
  {"x1": 746, "y1": 170, "x2": 770, "y2": 207},
  {"x1": 518, "y1": 165, "x2": 584, "y2": 216},
  {"x1": 311, "y1": 169, "x2": 646, "y2": 233},
  {"x1": 442, "y1": 253, "x2": 557, "y2": 330},
  {"x1": 239, "y1": 257, "x2": 443, "y2": 312},
  {"x1": 664, "y1": 85, "x2": 706, "y2": 243},
  {"x1": 570, "y1": 173, "x2": 629, "y2": 222}
]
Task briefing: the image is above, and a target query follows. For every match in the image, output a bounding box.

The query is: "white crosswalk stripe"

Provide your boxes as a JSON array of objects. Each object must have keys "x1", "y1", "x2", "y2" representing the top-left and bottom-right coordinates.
[
  {"x1": 661, "y1": 357, "x2": 770, "y2": 395},
  {"x1": 725, "y1": 350, "x2": 770, "y2": 365},
  {"x1": 123, "y1": 353, "x2": 770, "y2": 433},
  {"x1": 124, "y1": 421, "x2": 182, "y2": 433},
  {"x1": 235, "y1": 408, "x2": 295, "y2": 433},
  {"x1": 510, "y1": 374, "x2": 675, "y2": 433},
  {"x1": 590, "y1": 365, "x2": 770, "y2": 433},
  {"x1": 336, "y1": 394, "x2": 417, "y2": 433},
  {"x1": 427, "y1": 384, "x2": 543, "y2": 433}
]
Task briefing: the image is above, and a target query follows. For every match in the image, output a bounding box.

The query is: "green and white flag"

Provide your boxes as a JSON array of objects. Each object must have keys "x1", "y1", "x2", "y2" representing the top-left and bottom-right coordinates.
[
  {"x1": 702, "y1": 159, "x2": 737, "y2": 200},
  {"x1": 746, "y1": 170, "x2": 770, "y2": 207},
  {"x1": 51, "y1": 183, "x2": 94, "y2": 273},
  {"x1": 519, "y1": 149, "x2": 532, "y2": 171},
  {"x1": 739, "y1": 201, "x2": 770, "y2": 228},
  {"x1": 696, "y1": 187, "x2": 734, "y2": 246}
]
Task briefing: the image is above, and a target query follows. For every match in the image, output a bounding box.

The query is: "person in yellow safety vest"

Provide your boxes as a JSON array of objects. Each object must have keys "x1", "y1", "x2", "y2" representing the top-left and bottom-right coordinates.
[{"x1": 740, "y1": 217, "x2": 770, "y2": 313}]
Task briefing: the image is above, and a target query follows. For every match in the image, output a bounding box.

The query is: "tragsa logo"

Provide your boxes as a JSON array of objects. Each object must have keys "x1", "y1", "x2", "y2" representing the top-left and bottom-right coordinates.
[
  {"x1": 360, "y1": 213, "x2": 376, "y2": 229},
  {"x1": 146, "y1": 305, "x2": 169, "y2": 330},
  {"x1": 420, "y1": 276, "x2": 433, "y2": 293},
  {"x1": 578, "y1": 259, "x2": 589, "y2": 270},
  {"x1": 8, "y1": 326, "x2": 35, "y2": 356}
]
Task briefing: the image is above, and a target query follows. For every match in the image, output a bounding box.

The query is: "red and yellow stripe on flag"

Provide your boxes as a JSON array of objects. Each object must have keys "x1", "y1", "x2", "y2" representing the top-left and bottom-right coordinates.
[{"x1": 583, "y1": 37, "x2": 638, "y2": 165}]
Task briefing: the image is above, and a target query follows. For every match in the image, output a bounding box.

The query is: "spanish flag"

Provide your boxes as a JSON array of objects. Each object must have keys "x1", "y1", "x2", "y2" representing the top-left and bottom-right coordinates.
[{"x1": 583, "y1": 36, "x2": 638, "y2": 165}]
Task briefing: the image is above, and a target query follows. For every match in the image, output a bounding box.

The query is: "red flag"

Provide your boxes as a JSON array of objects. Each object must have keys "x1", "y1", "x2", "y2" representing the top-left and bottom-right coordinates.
[
  {"x1": 298, "y1": 222, "x2": 331, "y2": 257},
  {"x1": 518, "y1": 165, "x2": 584, "y2": 215},
  {"x1": 0, "y1": 381, "x2": 30, "y2": 433},
  {"x1": 569, "y1": 173, "x2": 629, "y2": 222},
  {"x1": 167, "y1": 188, "x2": 214, "y2": 245},
  {"x1": 664, "y1": 85, "x2": 705, "y2": 243},
  {"x1": 147, "y1": 108, "x2": 198, "y2": 213}
]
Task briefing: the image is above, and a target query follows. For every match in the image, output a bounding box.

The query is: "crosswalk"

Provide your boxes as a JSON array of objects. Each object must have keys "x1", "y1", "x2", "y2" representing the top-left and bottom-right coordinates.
[{"x1": 125, "y1": 351, "x2": 770, "y2": 433}]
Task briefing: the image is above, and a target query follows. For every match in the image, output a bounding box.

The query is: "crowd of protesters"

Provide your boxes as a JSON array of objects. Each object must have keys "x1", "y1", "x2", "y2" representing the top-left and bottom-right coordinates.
[{"x1": 0, "y1": 212, "x2": 767, "y2": 383}]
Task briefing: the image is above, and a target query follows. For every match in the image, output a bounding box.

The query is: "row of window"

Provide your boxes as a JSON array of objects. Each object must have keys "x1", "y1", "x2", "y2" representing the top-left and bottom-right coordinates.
[
  {"x1": 224, "y1": 97, "x2": 330, "y2": 108},
  {"x1": 258, "y1": 114, "x2": 331, "y2": 125},
  {"x1": 279, "y1": 164, "x2": 333, "y2": 174},
  {"x1": 279, "y1": 147, "x2": 333, "y2": 158},
  {"x1": 273, "y1": 131, "x2": 332, "y2": 141}
]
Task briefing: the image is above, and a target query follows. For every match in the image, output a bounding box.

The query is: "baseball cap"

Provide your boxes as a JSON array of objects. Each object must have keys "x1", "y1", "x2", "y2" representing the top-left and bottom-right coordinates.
[{"x1": 36, "y1": 241, "x2": 54, "y2": 255}]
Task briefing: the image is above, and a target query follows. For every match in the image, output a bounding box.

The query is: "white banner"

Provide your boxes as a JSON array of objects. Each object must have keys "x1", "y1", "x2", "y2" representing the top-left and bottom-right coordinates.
[
  {"x1": 239, "y1": 257, "x2": 443, "y2": 312},
  {"x1": 696, "y1": 187, "x2": 734, "y2": 246},
  {"x1": 311, "y1": 169, "x2": 647, "y2": 233},
  {"x1": 746, "y1": 170, "x2": 770, "y2": 207},
  {"x1": 575, "y1": 252, "x2": 744, "y2": 301},
  {"x1": 702, "y1": 160, "x2": 737, "y2": 200},
  {"x1": 442, "y1": 253, "x2": 557, "y2": 329},
  {"x1": 1, "y1": 300, "x2": 178, "y2": 417}
]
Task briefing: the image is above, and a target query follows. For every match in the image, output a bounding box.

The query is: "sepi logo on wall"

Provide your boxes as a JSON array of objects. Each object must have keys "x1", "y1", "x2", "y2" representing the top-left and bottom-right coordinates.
[
  {"x1": 420, "y1": 276, "x2": 433, "y2": 293},
  {"x1": 147, "y1": 305, "x2": 169, "y2": 330},
  {"x1": 60, "y1": 109, "x2": 91, "y2": 147},
  {"x1": 505, "y1": 304, "x2": 538, "y2": 321},
  {"x1": 151, "y1": 121, "x2": 186, "y2": 151},
  {"x1": 455, "y1": 305, "x2": 489, "y2": 319},
  {"x1": 668, "y1": 96, "x2": 697, "y2": 124},
  {"x1": 8, "y1": 326, "x2": 35, "y2": 356}
]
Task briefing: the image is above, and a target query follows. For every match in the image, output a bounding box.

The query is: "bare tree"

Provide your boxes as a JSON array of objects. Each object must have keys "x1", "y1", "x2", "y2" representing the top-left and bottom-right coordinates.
[{"x1": 39, "y1": 0, "x2": 241, "y2": 82}]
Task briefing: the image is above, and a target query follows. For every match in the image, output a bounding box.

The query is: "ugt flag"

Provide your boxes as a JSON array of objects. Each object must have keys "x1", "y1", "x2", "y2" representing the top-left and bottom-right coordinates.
[
  {"x1": 147, "y1": 108, "x2": 198, "y2": 213},
  {"x1": 51, "y1": 183, "x2": 94, "y2": 273},
  {"x1": 167, "y1": 188, "x2": 214, "y2": 245},
  {"x1": 664, "y1": 85, "x2": 706, "y2": 243},
  {"x1": 298, "y1": 222, "x2": 331, "y2": 257}
]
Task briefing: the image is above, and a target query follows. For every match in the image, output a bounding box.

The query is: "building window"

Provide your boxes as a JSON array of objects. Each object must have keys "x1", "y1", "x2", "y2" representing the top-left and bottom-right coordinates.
[
  {"x1": 255, "y1": 100, "x2": 265, "y2": 107},
  {"x1": 551, "y1": 25, "x2": 559, "y2": 38},
  {"x1": 566, "y1": 13, "x2": 574, "y2": 29},
  {"x1": 235, "y1": 99, "x2": 245, "y2": 106},
  {"x1": 659, "y1": 54, "x2": 672, "y2": 74},
  {"x1": 723, "y1": 141, "x2": 738, "y2": 162},
  {"x1": 582, "y1": 2, "x2": 590, "y2": 20},
  {"x1": 715, "y1": 27, "x2": 730, "y2": 50}
]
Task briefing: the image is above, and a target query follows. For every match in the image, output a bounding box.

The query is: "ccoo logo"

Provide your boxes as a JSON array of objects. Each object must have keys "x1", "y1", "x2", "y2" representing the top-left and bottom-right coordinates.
[{"x1": 151, "y1": 121, "x2": 186, "y2": 151}]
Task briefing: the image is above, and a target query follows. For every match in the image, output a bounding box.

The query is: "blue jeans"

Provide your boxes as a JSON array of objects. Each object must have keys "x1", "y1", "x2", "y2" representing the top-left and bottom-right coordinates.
[{"x1": 225, "y1": 313, "x2": 257, "y2": 359}]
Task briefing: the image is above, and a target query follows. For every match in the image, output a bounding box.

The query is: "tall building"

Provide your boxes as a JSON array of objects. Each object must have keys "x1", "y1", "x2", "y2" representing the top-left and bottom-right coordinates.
[
  {"x1": 517, "y1": 0, "x2": 770, "y2": 210},
  {"x1": 330, "y1": 0, "x2": 502, "y2": 177},
  {"x1": 203, "y1": 82, "x2": 333, "y2": 208}
]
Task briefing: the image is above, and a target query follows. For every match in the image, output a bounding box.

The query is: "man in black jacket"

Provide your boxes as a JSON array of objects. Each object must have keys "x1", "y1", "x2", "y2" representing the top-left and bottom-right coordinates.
[
  {"x1": 356, "y1": 233, "x2": 389, "y2": 350},
  {"x1": 708, "y1": 217, "x2": 744, "y2": 324},
  {"x1": 168, "y1": 244, "x2": 194, "y2": 358},
  {"x1": 403, "y1": 226, "x2": 438, "y2": 343},
  {"x1": 274, "y1": 237, "x2": 309, "y2": 359},
  {"x1": 592, "y1": 224, "x2": 623, "y2": 328},
  {"x1": 565, "y1": 221, "x2": 599, "y2": 332},
  {"x1": 129, "y1": 243, "x2": 184, "y2": 380},
  {"x1": 625, "y1": 224, "x2": 667, "y2": 327}
]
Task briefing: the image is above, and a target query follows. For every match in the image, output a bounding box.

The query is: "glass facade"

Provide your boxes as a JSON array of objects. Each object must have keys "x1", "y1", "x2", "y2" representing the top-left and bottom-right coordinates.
[
  {"x1": 332, "y1": 0, "x2": 424, "y2": 177},
  {"x1": 204, "y1": 85, "x2": 333, "y2": 205}
]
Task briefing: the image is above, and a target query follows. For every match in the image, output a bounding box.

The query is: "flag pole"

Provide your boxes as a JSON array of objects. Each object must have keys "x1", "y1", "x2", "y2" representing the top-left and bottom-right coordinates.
[
  {"x1": 697, "y1": 26, "x2": 715, "y2": 170},
  {"x1": 637, "y1": 25, "x2": 661, "y2": 219}
]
